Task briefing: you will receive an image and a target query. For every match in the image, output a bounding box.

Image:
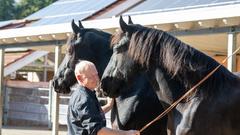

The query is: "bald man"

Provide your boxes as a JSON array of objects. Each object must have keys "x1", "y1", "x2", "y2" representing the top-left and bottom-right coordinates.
[{"x1": 67, "y1": 60, "x2": 140, "y2": 135}]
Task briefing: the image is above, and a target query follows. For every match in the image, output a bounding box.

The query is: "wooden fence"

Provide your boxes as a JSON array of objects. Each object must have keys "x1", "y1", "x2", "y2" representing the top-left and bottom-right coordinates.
[
  {"x1": 4, "y1": 80, "x2": 70, "y2": 126},
  {"x1": 3, "y1": 80, "x2": 110, "y2": 127}
]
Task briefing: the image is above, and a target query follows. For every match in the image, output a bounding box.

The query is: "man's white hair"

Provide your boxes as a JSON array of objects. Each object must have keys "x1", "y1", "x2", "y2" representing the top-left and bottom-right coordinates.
[{"x1": 75, "y1": 60, "x2": 95, "y2": 75}]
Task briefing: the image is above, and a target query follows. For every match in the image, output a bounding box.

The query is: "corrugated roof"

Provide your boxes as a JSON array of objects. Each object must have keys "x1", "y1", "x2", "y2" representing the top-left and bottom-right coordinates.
[
  {"x1": 86, "y1": 0, "x2": 144, "y2": 20},
  {"x1": 0, "y1": 20, "x2": 13, "y2": 28},
  {"x1": 0, "y1": 0, "x2": 240, "y2": 55},
  {"x1": 26, "y1": 0, "x2": 117, "y2": 26},
  {"x1": 5, "y1": 50, "x2": 33, "y2": 67},
  {"x1": 0, "y1": 20, "x2": 37, "y2": 30},
  {"x1": 4, "y1": 50, "x2": 49, "y2": 76},
  {"x1": 124, "y1": 0, "x2": 240, "y2": 15}
]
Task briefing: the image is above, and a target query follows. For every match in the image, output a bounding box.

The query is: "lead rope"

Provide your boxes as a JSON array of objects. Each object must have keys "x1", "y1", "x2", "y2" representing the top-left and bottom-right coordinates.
[{"x1": 139, "y1": 46, "x2": 240, "y2": 133}]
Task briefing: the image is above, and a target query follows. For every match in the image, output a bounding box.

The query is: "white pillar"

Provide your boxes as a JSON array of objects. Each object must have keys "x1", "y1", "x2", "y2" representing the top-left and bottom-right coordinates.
[
  {"x1": 43, "y1": 55, "x2": 48, "y2": 82},
  {"x1": 0, "y1": 49, "x2": 4, "y2": 135},
  {"x1": 52, "y1": 45, "x2": 62, "y2": 135},
  {"x1": 227, "y1": 32, "x2": 237, "y2": 72},
  {"x1": 48, "y1": 80, "x2": 53, "y2": 129}
]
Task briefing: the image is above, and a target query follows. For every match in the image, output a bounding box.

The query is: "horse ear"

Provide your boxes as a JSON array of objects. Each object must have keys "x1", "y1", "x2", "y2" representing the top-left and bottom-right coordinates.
[
  {"x1": 71, "y1": 19, "x2": 80, "y2": 34},
  {"x1": 78, "y1": 20, "x2": 84, "y2": 28},
  {"x1": 119, "y1": 16, "x2": 132, "y2": 33},
  {"x1": 128, "y1": 16, "x2": 133, "y2": 24}
]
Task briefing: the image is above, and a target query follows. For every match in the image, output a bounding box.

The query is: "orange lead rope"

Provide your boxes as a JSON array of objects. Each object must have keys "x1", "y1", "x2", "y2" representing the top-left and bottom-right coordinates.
[{"x1": 139, "y1": 46, "x2": 240, "y2": 133}]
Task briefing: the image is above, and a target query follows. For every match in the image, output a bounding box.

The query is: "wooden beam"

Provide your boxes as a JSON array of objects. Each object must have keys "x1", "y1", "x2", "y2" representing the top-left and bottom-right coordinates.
[
  {"x1": 52, "y1": 44, "x2": 62, "y2": 135},
  {"x1": 169, "y1": 26, "x2": 240, "y2": 36},
  {"x1": 227, "y1": 32, "x2": 237, "y2": 72},
  {"x1": 0, "y1": 40, "x2": 66, "y2": 49},
  {"x1": 0, "y1": 49, "x2": 4, "y2": 135}
]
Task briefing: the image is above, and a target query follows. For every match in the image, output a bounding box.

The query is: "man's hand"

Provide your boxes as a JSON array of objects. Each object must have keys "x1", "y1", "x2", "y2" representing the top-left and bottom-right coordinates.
[{"x1": 124, "y1": 130, "x2": 140, "y2": 135}]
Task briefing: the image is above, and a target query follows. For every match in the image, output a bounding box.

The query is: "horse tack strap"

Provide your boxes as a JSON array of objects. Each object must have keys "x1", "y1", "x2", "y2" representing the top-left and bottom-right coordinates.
[{"x1": 139, "y1": 46, "x2": 240, "y2": 133}]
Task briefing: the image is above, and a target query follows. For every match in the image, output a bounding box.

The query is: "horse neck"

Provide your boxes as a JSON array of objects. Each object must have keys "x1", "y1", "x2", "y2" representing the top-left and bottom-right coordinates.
[
  {"x1": 157, "y1": 40, "x2": 239, "y2": 99},
  {"x1": 148, "y1": 66, "x2": 186, "y2": 104}
]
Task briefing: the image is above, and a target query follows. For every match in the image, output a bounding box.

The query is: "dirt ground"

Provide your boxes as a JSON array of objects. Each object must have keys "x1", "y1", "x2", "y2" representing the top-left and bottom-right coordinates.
[{"x1": 2, "y1": 126, "x2": 67, "y2": 135}]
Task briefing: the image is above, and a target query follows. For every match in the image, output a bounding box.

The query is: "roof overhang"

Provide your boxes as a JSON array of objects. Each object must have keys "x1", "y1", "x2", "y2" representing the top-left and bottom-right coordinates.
[
  {"x1": 0, "y1": 3, "x2": 240, "y2": 54},
  {"x1": 4, "y1": 50, "x2": 49, "y2": 77}
]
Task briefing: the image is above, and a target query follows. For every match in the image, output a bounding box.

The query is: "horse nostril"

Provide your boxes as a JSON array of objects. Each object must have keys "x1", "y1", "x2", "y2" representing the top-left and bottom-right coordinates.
[
  {"x1": 52, "y1": 80, "x2": 55, "y2": 86},
  {"x1": 52, "y1": 79, "x2": 57, "y2": 88}
]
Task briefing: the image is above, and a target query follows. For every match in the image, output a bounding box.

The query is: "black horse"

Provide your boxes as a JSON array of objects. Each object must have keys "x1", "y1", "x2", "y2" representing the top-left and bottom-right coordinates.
[
  {"x1": 52, "y1": 19, "x2": 167, "y2": 135},
  {"x1": 101, "y1": 17, "x2": 240, "y2": 135}
]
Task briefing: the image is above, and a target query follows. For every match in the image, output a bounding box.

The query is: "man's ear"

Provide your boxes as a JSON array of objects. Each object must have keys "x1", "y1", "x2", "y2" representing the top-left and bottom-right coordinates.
[{"x1": 76, "y1": 74, "x2": 83, "y2": 82}]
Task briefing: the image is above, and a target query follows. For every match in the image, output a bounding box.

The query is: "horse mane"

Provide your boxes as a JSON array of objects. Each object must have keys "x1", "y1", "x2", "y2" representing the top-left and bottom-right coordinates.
[
  {"x1": 66, "y1": 33, "x2": 75, "y2": 55},
  {"x1": 116, "y1": 25, "x2": 239, "y2": 98}
]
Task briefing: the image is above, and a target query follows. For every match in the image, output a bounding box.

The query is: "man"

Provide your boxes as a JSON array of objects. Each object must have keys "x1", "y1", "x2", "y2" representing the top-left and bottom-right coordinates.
[{"x1": 67, "y1": 60, "x2": 140, "y2": 135}]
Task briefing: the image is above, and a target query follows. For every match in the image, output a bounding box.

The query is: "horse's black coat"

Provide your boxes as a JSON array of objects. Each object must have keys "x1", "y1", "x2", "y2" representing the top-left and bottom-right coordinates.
[
  {"x1": 101, "y1": 17, "x2": 240, "y2": 135},
  {"x1": 52, "y1": 20, "x2": 167, "y2": 135}
]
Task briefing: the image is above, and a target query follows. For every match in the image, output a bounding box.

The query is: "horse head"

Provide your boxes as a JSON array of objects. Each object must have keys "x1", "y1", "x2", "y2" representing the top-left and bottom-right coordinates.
[
  {"x1": 52, "y1": 20, "x2": 112, "y2": 93},
  {"x1": 101, "y1": 16, "x2": 143, "y2": 97}
]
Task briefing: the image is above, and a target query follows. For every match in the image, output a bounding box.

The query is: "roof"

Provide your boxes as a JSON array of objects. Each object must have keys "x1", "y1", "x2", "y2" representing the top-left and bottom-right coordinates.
[
  {"x1": 86, "y1": 0, "x2": 144, "y2": 20},
  {"x1": 26, "y1": 0, "x2": 117, "y2": 26},
  {"x1": 0, "y1": 19, "x2": 36, "y2": 30},
  {"x1": 4, "y1": 50, "x2": 49, "y2": 77},
  {"x1": 124, "y1": 0, "x2": 240, "y2": 16},
  {"x1": 0, "y1": 0, "x2": 240, "y2": 54},
  {"x1": 0, "y1": 20, "x2": 13, "y2": 28}
]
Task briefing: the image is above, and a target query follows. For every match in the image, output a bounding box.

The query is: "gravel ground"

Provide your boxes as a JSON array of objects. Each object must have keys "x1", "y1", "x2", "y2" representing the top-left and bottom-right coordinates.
[
  {"x1": 2, "y1": 126, "x2": 67, "y2": 135},
  {"x1": 1, "y1": 112, "x2": 111, "y2": 135}
]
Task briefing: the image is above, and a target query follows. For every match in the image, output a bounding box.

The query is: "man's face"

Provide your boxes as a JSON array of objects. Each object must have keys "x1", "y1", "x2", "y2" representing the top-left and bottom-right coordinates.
[{"x1": 81, "y1": 66, "x2": 100, "y2": 90}]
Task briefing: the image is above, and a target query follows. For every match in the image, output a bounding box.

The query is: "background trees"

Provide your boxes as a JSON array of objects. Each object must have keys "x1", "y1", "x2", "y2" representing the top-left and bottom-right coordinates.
[
  {"x1": 0, "y1": 0, "x2": 15, "y2": 21},
  {"x1": 15, "y1": 0, "x2": 57, "y2": 19},
  {"x1": 0, "y1": 0, "x2": 57, "y2": 21}
]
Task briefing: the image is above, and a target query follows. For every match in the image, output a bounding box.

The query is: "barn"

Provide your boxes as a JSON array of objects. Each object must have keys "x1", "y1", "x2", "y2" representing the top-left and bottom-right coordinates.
[{"x1": 0, "y1": 0, "x2": 240, "y2": 134}]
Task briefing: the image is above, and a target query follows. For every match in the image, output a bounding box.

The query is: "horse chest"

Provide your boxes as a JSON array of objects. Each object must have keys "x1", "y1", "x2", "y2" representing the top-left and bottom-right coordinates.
[{"x1": 175, "y1": 99, "x2": 201, "y2": 135}]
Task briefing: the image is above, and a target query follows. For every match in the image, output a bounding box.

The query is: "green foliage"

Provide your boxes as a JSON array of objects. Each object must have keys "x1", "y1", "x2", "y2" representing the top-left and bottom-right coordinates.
[
  {"x1": 16, "y1": 0, "x2": 56, "y2": 19},
  {"x1": 0, "y1": 0, "x2": 57, "y2": 21},
  {"x1": 0, "y1": 0, "x2": 16, "y2": 21},
  {"x1": 15, "y1": 0, "x2": 57, "y2": 19}
]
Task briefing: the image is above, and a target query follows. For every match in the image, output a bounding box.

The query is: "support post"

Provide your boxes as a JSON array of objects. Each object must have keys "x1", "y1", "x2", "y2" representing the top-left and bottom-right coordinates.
[
  {"x1": 227, "y1": 32, "x2": 237, "y2": 72},
  {"x1": 48, "y1": 80, "x2": 53, "y2": 129},
  {"x1": 0, "y1": 49, "x2": 4, "y2": 135},
  {"x1": 52, "y1": 45, "x2": 62, "y2": 135},
  {"x1": 43, "y1": 55, "x2": 48, "y2": 82}
]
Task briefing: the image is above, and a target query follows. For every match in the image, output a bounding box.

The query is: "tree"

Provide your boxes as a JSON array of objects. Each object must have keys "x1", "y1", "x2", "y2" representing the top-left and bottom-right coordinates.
[
  {"x1": 15, "y1": 0, "x2": 57, "y2": 19},
  {"x1": 0, "y1": 0, "x2": 16, "y2": 21}
]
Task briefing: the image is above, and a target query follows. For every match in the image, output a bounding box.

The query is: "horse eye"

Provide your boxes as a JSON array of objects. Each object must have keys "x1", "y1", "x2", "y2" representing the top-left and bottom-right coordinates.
[
  {"x1": 113, "y1": 44, "x2": 127, "y2": 53},
  {"x1": 77, "y1": 33, "x2": 81, "y2": 38},
  {"x1": 113, "y1": 45, "x2": 121, "y2": 52},
  {"x1": 74, "y1": 38, "x2": 82, "y2": 45},
  {"x1": 66, "y1": 61, "x2": 70, "y2": 68}
]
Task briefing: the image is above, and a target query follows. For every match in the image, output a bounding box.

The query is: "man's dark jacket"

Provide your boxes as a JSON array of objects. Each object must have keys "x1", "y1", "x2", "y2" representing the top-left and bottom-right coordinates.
[{"x1": 67, "y1": 85, "x2": 106, "y2": 135}]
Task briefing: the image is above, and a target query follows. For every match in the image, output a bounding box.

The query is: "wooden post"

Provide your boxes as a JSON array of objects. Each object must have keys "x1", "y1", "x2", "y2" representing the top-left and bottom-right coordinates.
[
  {"x1": 3, "y1": 82, "x2": 8, "y2": 126},
  {"x1": 0, "y1": 48, "x2": 4, "y2": 135},
  {"x1": 227, "y1": 32, "x2": 237, "y2": 72},
  {"x1": 43, "y1": 55, "x2": 48, "y2": 82},
  {"x1": 52, "y1": 45, "x2": 62, "y2": 135},
  {"x1": 48, "y1": 80, "x2": 53, "y2": 129}
]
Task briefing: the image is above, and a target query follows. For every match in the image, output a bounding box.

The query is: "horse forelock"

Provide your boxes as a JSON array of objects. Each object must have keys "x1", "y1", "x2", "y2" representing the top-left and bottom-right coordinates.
[
  {"x1": 66, "y1": 33, "x2": 76, "y2": 55},
  {"x1": 111, "y1": 30, "x2": 125, "y2": 48}
]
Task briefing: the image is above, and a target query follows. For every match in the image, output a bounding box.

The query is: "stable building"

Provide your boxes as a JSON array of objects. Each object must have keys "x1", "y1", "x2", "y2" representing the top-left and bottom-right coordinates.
[{"x1": 0, "y1": 0, "x2": 240, "y2": 134}]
